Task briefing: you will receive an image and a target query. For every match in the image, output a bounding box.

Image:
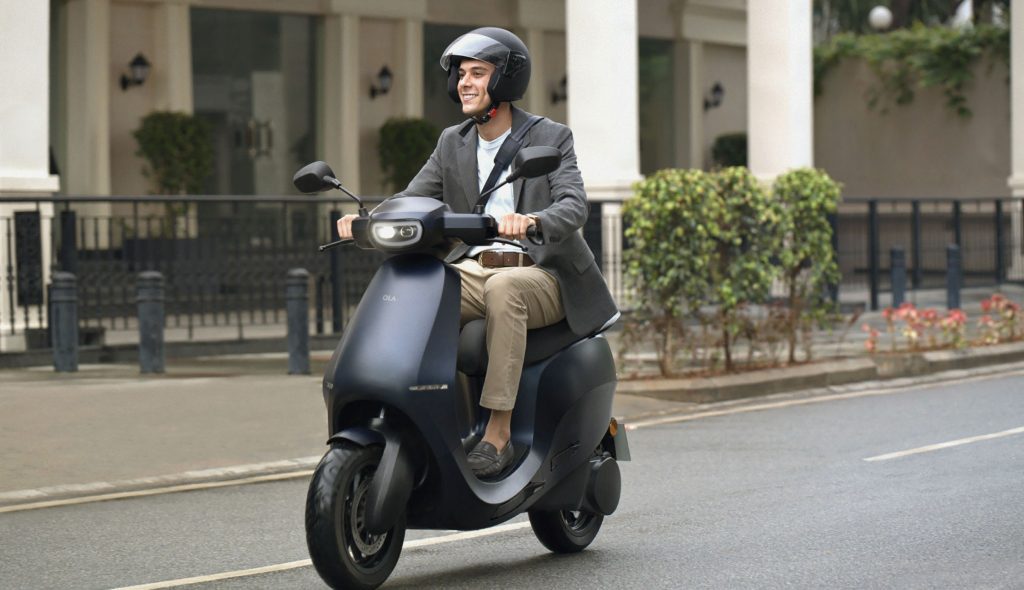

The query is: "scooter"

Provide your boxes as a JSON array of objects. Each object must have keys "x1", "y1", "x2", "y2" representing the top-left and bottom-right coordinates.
[{"x1": 294, "y1": 147, "x2": 630, "y2": 590}]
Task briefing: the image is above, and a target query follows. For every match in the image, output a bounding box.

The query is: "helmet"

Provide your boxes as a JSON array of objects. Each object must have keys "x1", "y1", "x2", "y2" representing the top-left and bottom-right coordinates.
[{"x1": 440, "y1": 27, "x2": 531, "y2": 104}]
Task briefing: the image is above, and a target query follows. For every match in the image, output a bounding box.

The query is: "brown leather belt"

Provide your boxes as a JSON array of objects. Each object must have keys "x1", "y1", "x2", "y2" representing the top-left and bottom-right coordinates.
[{"x1": 477, "y1": 251, "x2": 535, "y2": 268}]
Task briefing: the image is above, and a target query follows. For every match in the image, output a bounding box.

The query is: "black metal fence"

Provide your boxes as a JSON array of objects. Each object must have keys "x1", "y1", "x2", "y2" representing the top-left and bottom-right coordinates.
[
  {"x1": 834, "y1": 198, "x2": 1015, "y2": 309},
  {"x1": 1, "y1": 195, "x2": 1018, "y2": 349},
  {"x1": 1, "y1": 195, "x2": 385, "y2": 347}
]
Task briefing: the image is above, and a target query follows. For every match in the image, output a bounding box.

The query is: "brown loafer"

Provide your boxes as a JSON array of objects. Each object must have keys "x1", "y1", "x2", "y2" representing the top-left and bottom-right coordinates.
[{"x1": 467, "y1": 440, "x2": 515, "y2": 478}]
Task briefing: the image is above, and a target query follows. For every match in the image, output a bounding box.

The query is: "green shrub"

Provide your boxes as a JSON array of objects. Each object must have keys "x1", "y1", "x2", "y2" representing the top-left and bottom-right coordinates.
[
  {"x1": 623, "y1": 169, "x2": 719, "y2": 375},
  {"x1": 774, "y1": 168, "x2": 842, "y2": 363},
  {"x1": 711, "y1": 133, "x2": 747, "y2": 168},
  {"x1": 378, "y1": 118, "x2": 440, "y2": 192},
  {"x1": 133, "y1": 111, "x2": 213, "y2": 194},
  {"x1": 707, "y1": 167, "x2": 783, "y2": 371}
]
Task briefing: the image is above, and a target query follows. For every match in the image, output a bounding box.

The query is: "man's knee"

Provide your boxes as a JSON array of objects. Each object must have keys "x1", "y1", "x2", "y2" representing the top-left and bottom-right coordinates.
[{"x1": 482, "y1": 272, "x2": 526, "y2": 315}]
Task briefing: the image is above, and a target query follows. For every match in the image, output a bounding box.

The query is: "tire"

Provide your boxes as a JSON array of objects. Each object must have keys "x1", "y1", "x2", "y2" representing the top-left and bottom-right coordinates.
[
  {"x1": 528, "y1": 509, "x2": 604, "y2": 553},
  {"x1": 305, "y1": 442, "x2": 406, "y2": 590}
]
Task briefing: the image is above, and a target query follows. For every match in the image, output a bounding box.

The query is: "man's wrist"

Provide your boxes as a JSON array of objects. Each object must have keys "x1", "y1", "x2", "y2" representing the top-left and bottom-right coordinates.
[{"x1": 526, "y1": 214, "x2": 541, "y2": 231}]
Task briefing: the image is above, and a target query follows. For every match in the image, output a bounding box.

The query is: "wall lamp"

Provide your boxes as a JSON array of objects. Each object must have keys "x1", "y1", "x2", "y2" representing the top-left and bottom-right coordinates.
[
  {"x1": 703, "y1": 81, "x2": 724, "y2": 111},
  {"x1": 120, "y1": 53, "x2": 151, "y2": 91},
  {"x1": 551, "y1": 75, "x2": 567, "y2": 105},
  {"x1": 370, "y1": 65, "x2": 393, "y2": 99}
]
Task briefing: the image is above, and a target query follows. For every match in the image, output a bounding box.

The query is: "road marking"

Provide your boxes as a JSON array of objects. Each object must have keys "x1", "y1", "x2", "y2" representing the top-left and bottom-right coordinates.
[
  {"x1": 863, "y1": 426, "x2": 1024, "y2": 462},
  {"x1": 108, "y1": 521, "x2": 532, "y2": 590},
  {"x1": 0, "y1": 471, "x2": 313, "y2": 514}
]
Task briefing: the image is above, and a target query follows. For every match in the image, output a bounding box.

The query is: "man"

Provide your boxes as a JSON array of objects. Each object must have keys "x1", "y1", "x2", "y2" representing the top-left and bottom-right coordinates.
[{"x1": 336, "y1": 27, "x2": 616, "y2": 477}]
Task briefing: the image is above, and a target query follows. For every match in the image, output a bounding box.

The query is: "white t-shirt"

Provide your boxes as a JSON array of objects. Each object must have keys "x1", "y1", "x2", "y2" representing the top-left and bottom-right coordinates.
[{"x1": 468, "y1": 128, "x2": 520, "y2": 256}]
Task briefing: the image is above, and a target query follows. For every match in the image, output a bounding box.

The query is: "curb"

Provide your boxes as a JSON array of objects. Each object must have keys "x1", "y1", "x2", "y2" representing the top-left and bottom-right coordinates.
[
  {"x1": 616, "y1": 341, "x2": 1024, "y2": 404},
  {"x1": 0, "y1": 335, "x2": 342, "y2": 369},
  {"x1": 0, "y1": 457, "x2": 321, "y2": 509}
]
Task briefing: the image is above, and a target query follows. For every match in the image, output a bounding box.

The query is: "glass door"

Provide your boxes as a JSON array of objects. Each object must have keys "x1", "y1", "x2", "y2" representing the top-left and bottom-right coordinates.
[{"x1": 191, "y1": 8, "x2": 318, "y2": 196}]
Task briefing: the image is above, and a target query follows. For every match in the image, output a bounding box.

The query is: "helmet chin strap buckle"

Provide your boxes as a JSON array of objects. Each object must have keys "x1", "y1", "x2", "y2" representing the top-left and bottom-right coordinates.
[{"x1": 473, "y1": 102, "x2": 500, "y2": 125}]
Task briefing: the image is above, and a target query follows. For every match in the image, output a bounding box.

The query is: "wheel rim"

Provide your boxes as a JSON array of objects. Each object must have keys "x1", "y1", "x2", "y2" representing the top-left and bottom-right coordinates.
[
  {"x1": 559, "y1": 510, "x2": 596, "y2": 535},
  {"x1": 341, "y1": 464, "x2": 389, "y2": 567}
]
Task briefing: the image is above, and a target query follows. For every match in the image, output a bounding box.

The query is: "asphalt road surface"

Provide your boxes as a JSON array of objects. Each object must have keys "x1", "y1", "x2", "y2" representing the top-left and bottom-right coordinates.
[{"x1": 3, "y1": 371, "x2": 1022, "y2": 589}]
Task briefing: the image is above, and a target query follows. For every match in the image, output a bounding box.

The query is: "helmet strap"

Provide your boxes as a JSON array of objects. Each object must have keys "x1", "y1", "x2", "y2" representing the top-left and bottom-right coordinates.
[{"x1": 473, "y1": 102, "x2": 500, "y2": 125}]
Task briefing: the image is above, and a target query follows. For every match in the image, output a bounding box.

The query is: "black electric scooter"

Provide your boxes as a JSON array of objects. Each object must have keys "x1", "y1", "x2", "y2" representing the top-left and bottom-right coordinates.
[{"x1": 295, "y1": 147, "x2": 629, "y2": 590}]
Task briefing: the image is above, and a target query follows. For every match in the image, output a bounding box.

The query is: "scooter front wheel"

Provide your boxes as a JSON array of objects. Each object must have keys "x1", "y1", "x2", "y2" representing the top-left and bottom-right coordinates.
[
  {"x1": 528, "y1": 509, "x2": 604, "y2": 553},
  {"x1": 305, "y1": 442, "x2": 405, "y2": 590}
]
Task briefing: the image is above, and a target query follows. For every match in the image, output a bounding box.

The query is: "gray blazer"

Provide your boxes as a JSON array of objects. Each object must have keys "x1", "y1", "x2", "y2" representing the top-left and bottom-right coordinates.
[{"x1": 395, "y1": 106, "x2": 617, "y2": 336}]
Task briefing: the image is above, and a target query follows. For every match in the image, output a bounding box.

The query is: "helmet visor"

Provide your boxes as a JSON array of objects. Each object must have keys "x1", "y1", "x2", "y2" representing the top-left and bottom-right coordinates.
[{"x1": 439, "y1": 33, "x2": 510, "y2": 72}]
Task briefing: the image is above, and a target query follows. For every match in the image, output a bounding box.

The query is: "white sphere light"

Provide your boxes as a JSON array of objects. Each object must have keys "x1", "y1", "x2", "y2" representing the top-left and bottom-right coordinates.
[{"x1": 869, "y1": 6, "x2": 893, "y2": 30}]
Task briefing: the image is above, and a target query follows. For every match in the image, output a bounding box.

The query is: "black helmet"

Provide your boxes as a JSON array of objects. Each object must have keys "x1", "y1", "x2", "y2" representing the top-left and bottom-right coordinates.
[{"x1": 440, "y1": 27, "x2": 531, "y2": 104}]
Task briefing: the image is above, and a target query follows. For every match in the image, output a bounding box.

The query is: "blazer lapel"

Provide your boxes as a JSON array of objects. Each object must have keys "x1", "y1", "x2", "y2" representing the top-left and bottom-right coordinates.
[{"x1": 457, "y1": 128, "x2": 479, "y2": 213}]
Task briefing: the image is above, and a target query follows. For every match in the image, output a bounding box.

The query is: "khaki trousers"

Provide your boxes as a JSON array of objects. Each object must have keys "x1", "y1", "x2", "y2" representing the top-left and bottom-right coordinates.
[{"x1": 454, "y1": 258, "x2": 565, "y2": 411}]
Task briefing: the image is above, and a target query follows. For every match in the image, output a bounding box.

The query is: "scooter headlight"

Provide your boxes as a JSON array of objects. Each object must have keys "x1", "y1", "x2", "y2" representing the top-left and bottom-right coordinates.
[{"x1": 370, "y1": 220, "x2": 423, "y2": 248}]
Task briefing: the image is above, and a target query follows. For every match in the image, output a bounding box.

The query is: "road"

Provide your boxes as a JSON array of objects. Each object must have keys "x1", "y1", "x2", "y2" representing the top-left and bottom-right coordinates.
[{"x1": 2, "y1": 371, "x2": 1022, "y2": 589}]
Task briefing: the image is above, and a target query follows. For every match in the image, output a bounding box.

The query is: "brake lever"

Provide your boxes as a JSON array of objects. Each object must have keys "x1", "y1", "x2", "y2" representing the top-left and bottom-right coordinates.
[{"x1": 319, "y1": 238, "x2": 354, "y2": 252}]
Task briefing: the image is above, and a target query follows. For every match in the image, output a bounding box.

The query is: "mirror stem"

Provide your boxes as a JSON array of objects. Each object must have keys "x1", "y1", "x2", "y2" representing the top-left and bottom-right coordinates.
[
  {"x1": 326, "y1": 176, "x2": 368, "y2": 216},
  {"x1": 473, "y1": 173, "x2": 520, "y2": 214}
]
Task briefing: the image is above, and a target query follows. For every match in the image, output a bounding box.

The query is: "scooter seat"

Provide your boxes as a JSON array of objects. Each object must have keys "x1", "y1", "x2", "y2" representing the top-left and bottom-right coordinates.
[{"x1": 457, "y1": 319, "x2": 582, "y2": 377}]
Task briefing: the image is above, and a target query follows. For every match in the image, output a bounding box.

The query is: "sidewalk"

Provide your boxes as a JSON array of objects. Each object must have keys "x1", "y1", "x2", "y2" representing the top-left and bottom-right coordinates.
[{"x1": 0, "y1": 353, "x2": 693, "y2": 504}]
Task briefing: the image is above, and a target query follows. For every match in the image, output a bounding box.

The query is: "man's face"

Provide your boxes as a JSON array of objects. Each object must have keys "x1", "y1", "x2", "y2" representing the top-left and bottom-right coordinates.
[{"x1": 456, "y1": 58, "x2": 494, "y2": 116}]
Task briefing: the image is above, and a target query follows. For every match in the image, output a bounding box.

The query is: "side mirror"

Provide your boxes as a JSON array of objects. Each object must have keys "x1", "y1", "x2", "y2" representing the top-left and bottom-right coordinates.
[
  {"x1": 510, "y1": 146, "x2": 561, "y2": 181},
  {"x1": 293, "y1": 161, "x2": 338, "y2": 193}
]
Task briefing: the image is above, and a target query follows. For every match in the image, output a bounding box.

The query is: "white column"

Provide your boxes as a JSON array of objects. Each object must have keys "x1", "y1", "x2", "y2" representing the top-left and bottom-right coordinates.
[
  {"x1": 0, "y1": 3, "x2": 60, "y2": 194},
  {"x1": 323, "y1": 14, "x2": 361, "y2": 192},
  {"x1": 64, "y1": 0, "x2": 112, "y2": 196},
  {"x1": 0, "y1": 1, "x2": 60, "y2": 351},
  {"x1": 566, "y1": 0, "x2": 640, "y2": 305},
  {"x1": 688, "y1": 40, "x2": 705, "y2": 169},
  {"x1": 152, "y1": 2, "x2": 193, "y2": 113},
  {"x1": 400, "y1": 19, "x2": 424, "y2": 118},
  {"x1": 1008, "y1": 3, "x2": 1024, "y2": 280},
  {"x1": 747, "y1": 0, "x2": 813, "y2": 181},
  {"x1": 524, "y1": 28, "x2": 546, "y2": 116}
]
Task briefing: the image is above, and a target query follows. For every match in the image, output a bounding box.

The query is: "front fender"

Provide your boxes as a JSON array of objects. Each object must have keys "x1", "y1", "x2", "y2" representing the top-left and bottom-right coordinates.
[{"x1": 327, "y1": 424, "x2": 414, "y2": 536}]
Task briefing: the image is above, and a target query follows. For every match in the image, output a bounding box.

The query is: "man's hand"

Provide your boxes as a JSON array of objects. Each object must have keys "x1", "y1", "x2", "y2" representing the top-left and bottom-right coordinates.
[
  {"x1": 498, "y1": 213, "x2": 537, "y2": 240},
  {"x1": 336, "y1": 214, "x2": 359, "y2": 240}
]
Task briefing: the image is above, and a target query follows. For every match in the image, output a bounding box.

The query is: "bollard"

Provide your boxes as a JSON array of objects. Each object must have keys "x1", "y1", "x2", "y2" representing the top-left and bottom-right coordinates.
[
  {"x1": 137, "y1": 271, "x2": 166, "y2": 373},
  {"x1": 51, "y1": 271, "x2": 79, "y2": 372},
  {"x1": 890, "y1": 246, "x2": 906, "y2": 308},
  {"x1": 287, "y1": 268, "x2": 311, "y2": 375},
  {"x1": 946, "y1": 244, "x2": 961, "y2": 310}
]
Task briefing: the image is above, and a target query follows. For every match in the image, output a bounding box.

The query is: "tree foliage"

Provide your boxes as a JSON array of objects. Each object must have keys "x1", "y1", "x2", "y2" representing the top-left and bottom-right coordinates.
[{"x1": 814, "y1": 23, "x2": 1008, "y2": 117}]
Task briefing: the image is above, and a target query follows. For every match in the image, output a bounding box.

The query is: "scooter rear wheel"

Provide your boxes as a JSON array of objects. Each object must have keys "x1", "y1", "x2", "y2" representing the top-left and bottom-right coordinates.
[
  {"x1": 305, "y1": 442, "x2": 405, "y2": 590},
  {"x1": 528, "y1": 509, "x2": 604, "y2": 553}
]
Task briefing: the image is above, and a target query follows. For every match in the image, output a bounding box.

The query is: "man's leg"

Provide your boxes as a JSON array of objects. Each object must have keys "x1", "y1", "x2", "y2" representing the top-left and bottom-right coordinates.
[{"x1": 479, "y1": 266, "x2": 564, "y2": 450}]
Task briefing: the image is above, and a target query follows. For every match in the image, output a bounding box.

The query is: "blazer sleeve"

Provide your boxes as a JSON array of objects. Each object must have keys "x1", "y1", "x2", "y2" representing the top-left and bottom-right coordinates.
[{"x1": 532, "y1": 126, "x2": 590, "y2": 243}]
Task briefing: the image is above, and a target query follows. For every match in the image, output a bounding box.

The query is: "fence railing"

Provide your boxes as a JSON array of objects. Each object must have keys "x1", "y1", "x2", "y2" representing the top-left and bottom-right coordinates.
[
  {"x1": 1, "y1": 195, "x2": 1019, "y2": 351},
  {"x1": 0, "y1": 195, "x2": 385, "y2": 348},
  {"x1": 834, "y1": 198, "x2": 1016, "y2": 309}
]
